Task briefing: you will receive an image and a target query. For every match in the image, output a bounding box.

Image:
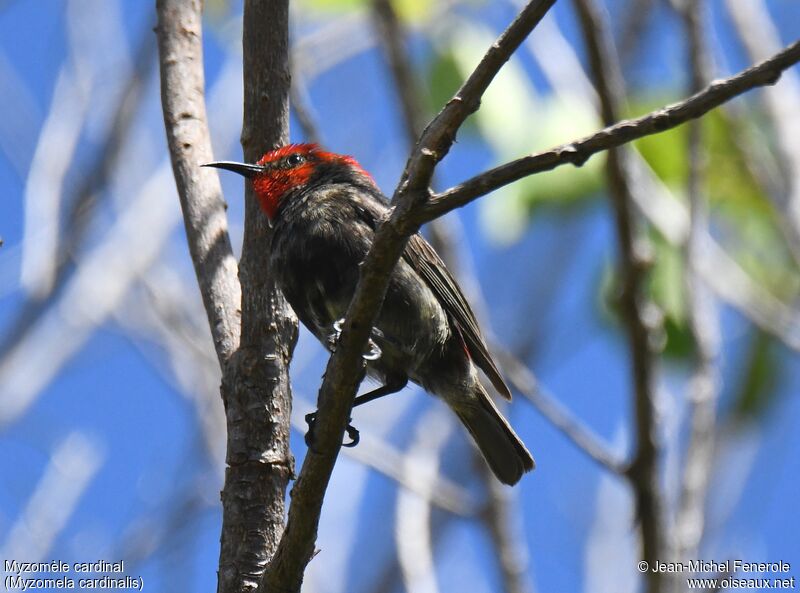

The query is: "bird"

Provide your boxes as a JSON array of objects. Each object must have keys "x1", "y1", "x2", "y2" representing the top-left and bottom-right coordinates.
[{"x1": 204, "y1": 143, "x2": 535, "y2": 485}]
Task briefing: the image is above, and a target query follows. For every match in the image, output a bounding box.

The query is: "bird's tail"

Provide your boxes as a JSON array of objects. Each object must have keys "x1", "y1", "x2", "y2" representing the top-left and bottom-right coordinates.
[{"x1": 454, "y1": 385, "x2": 535, "y2": 485}]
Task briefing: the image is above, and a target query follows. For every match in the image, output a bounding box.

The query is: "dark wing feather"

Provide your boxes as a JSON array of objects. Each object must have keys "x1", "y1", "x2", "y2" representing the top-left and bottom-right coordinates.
[{"x1": 403, "y1": 234, "x2": 512, "y2": 400}]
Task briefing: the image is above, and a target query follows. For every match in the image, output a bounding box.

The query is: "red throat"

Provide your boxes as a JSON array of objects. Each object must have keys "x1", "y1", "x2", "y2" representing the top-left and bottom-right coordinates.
[
  {"x1": 249, "y1": 143, "x2": 376, "y2": 220},
  {"x1": 251, "y1": 155, "x2": 314, "y2": 219}
]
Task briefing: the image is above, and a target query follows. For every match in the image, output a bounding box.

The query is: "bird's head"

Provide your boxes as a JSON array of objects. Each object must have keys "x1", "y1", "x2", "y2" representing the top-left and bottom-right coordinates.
[{"x1": 203, "y1": 143, "x2": 375, "y2": 220}]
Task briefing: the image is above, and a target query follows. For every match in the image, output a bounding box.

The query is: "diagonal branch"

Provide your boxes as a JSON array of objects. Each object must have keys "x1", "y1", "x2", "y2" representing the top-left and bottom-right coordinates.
[
  {"x1": 156, "y1": 0, "x2": 241, "y2": 366},
  {"x1": 421, "y1": 39, "x2": 800, "y2": 222},
  {"x1": 524, "y1": 15, "x2": 800, "y2": 354},
  {"x1": 260, "y1": 2, "x2": 557, "y2": 591},
  {"x1": 256, "y1": 5, "x2": 800, "y2": 593},
  {"x1": 495, "y1": 349, "x2": 627, "y2": 474}
]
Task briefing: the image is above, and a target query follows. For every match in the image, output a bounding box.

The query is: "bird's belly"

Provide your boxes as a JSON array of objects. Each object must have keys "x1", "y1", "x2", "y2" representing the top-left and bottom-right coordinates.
[{"x1": 273, "y1": 224, "x2": 451, "y2": 379}]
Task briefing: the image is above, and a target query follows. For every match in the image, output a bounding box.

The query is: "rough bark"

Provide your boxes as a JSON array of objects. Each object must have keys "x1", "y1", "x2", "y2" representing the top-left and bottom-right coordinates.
[{"x1": 217, "y1": 3, "x2": 297, "y2": 593}]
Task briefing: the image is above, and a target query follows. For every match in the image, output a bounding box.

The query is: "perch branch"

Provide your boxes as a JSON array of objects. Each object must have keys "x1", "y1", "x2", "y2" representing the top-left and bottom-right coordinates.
[{"x1": 260, "y1": 2, "x2": 557, "y2": 591}]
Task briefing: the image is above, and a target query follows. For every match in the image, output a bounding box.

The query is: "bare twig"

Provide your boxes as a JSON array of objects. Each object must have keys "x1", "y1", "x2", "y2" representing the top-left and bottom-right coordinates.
[
  {"x1": 672, "y1": 0, "x2": 720, "y2": 562},
  {"x1": 481, "y1": 460, "x2": 535, "y2": 593},
  {"x1": 260, "y1": 3, "x2": 557, "y2": 591},
  {"x1": 571, "y1": 2, "x2": 667, "y2": 589},
  {"x1": 422, "y1": 39, "x2": 800, "y2": 222},
  {"x1": 370, "y1": 10, "x2": 539, "y2": 591},
  {"x1": 525, "y1": 15, "x2": 800, "y2": 353},
  {"x1": 291, "y1": 401, "x2": 475, "y2": 516},
  {"x1": 619, "y1": 0, "x2": 655, "y2": 63},
  {"x1": 156, "y1": 0, "x2": 241, "y2": 366},
  {"x1": 495, "y1": 349, "x2": 627, "y2": 474},
  {"x1": 370, "y1": 0, "x2": 427, "y2": 146}
]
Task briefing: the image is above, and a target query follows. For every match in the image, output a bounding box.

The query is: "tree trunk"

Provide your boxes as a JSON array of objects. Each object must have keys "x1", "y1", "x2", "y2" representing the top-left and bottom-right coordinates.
[{"x1": 217, "y1": 3, "x2": 297, "y2": 593}]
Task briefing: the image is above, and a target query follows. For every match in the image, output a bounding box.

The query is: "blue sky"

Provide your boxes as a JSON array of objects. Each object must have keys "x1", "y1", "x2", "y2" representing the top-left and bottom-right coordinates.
[{"x1": 1, "y1": 1, "x2": 800, "y2": 592}]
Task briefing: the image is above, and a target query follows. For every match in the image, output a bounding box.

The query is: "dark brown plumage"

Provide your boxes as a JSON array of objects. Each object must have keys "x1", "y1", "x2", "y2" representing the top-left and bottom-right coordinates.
[{"x1": 205, "y1": 144, "x2": 535, "y2": 484}]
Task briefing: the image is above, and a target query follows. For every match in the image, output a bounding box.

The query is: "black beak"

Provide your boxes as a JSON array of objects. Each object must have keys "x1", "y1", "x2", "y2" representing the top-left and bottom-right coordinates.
[{"x1": 202, "y1": 161, "x2": 265, "y2": 178}]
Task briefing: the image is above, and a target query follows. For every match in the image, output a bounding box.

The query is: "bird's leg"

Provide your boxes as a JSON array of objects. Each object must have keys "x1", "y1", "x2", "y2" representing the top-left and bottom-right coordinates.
[
  {"x1": 305, "y1": 363, "x2": 368, "y2": 450},
  {"x1": 304, "y1": 373, "x2": 408, "y2": 449},
  {"x1": 352, "y1": 374, "x2": 408, "y2": 409}
]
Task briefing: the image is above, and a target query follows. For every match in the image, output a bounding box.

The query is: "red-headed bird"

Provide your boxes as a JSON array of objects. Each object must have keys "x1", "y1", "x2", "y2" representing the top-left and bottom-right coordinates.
[{"x1": 205, "y1": 144, "x2": 534, "y2": 485}]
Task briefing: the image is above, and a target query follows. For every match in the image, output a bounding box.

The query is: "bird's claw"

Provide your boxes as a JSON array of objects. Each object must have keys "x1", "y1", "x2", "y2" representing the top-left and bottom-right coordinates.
[
  {"x1": 304, "y1": 412, "x2": 318, "y2": 449},
  {"x1": 343, "y1": 421, "x2": 360, "y2": 447},
  {"x1": 328, "y1": 318, "x2": 383, "y2": 361},
  {"x1": 304, "y1": 411, "x2": 360, "y2": 449}
]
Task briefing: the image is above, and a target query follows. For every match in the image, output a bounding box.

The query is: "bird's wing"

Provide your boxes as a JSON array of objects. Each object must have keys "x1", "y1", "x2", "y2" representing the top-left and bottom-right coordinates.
[{"x1": 403, "y1": 233, "x2": 512, "y2": 400}]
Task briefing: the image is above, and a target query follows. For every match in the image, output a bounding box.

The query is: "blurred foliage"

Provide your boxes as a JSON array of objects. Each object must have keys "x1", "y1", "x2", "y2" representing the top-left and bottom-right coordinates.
[
  {"x1": 597, "y1": 99, "x2": 799, "y2": 358},
  {"x1": 426, "y1": 20, "x2": 602, "y2": 244},
  {"x1": 212, "y1": 0, "x2": 799, "y2": 363},
  {"x1": 297, "y1": 0, "x2": 436, "y2": 22},
  {"x1": 648, "y1": 235, "x2": 695, "y2": 359},
  {"x1": 728, "y1": 329, "x2": 783, "y2": 423},
  {"x1": 635, "y1": 101, "x2": 800, "y2": 300}
]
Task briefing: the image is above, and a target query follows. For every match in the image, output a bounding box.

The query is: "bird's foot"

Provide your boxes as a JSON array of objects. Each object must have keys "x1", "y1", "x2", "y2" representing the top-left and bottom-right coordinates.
[
  {"x1": 327, "y1": 318, "x2": 383, "y2": 361},
  {"x1": 304, "y1": 411, "x2": 361, "y2": 449}
]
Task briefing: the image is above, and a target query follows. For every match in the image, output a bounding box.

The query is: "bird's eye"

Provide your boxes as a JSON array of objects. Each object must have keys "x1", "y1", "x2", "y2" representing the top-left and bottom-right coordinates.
[{"x1": 286, "y1": 153, "x2": 304, "y2": 167}]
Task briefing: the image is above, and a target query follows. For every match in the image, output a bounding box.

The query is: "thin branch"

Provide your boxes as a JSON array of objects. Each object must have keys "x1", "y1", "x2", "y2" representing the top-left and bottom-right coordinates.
[
  {"x1": 480, "y1": 459, "x2": 536, "y2": 593},
  {"x1": 260, "y1": 3, "x2": 557, "y2": 591},
  {"x1": 290, "y1": 401, "x2": 475, "y2": 516},
  {"x1": 370, "y1": 11, "x2": 540, "y2": 592},
  {"x1": 158, "y1": 2, "x2": 296, "y2": 592},
  {"x1": 156, "y1": 0, "x2": 241, "y2": 366},
  {"x1": 619, "y1": 0, "x2": 656, "y2": 62},
  {"x1": 495, "y1": 349, "x2": 627, "y2": 474},
  {"x1": 422, "y1": 39, "x2": 800, "y2": 222},
  {"x1": 672, "y1": 0, "x2": 720, "y2": 562},
  {"x1": 370, "y1": 0, "x2": 427, "y2": 145},
  {"x1": 525, "y1": 16, "x2": 800, "y2": 353},
  {"x1": 571, "y1": 2, "x2": 667, "y2": 590}
]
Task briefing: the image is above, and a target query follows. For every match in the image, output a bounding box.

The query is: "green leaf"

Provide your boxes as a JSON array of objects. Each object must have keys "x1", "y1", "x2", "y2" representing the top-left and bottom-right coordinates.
[
  {"x1": 429, "y1": 20, "x2": 603, "y2": 243},
  {"x1": 297, "y1": 0, "x2": 436, "y2": 22},
  {"x1": 729, "y1": 330, "x2": 782, "y2": 422},
  {"x1": 297, "y1": 0, "x2": 366, "y2": 12},
  {"x1": 648, "y1": 235, "x2": 694, "y2": 359}
]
